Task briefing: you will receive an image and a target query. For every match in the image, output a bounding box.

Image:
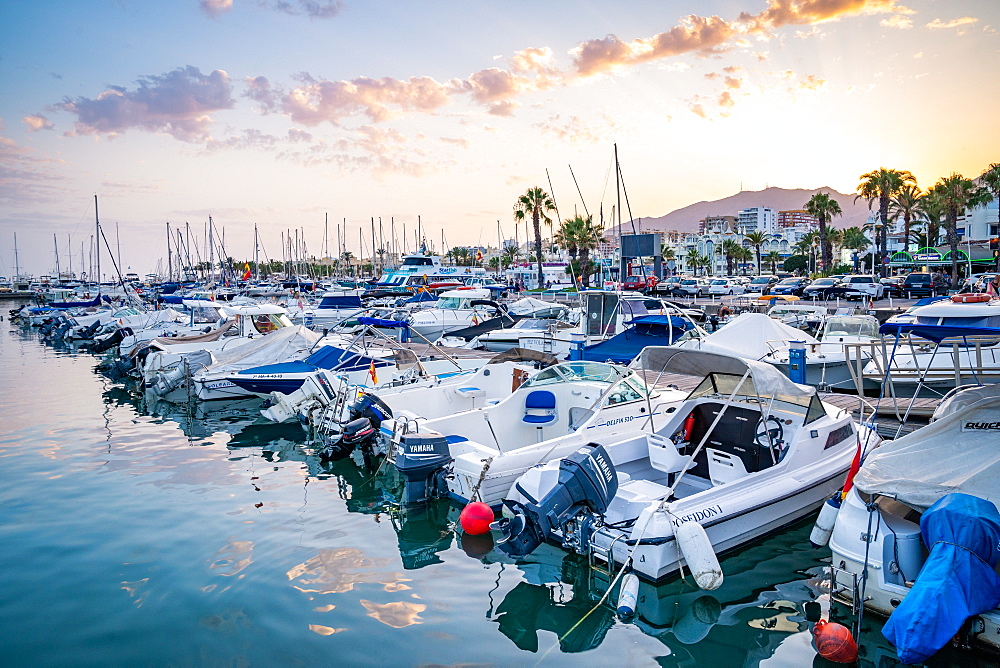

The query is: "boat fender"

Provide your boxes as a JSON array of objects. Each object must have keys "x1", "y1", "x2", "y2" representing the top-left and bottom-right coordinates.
[
  {"x1": 675, "y1": 521, "x2": 723, "y2": 590},
  {"x1": 812, "y1": 619, "x2": 858, "y2": 663},
  {"x1": 809, "y1": 494, "x2": 842, "y2": 548},
  {"x1": 616, "y1": 572, "x2": 640, "y2": 618},
  {"x1": 951, "y1": 293, "x2": 991, "y2": 303}
]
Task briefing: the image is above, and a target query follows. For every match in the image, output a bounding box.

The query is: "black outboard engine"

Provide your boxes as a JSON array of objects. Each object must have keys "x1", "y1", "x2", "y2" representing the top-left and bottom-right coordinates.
[
  {"x1": 394, "y1": 432, "x2": 452, "y2": 505},
  {"x1": 348, "y1": 392, "x2": 393, "y2": 430},
  {"x1": 321, "y1": 417, "x2": 377, "y2": 461},
  {"x1": 495, "y1": 444, "x2": 618, "y2": 558}
]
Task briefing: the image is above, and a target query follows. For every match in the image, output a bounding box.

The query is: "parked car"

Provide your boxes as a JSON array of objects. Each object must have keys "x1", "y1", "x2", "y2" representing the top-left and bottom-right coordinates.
[
  {"x1": 653, "y1": 275, "x2": 684, "y2": 295},
  {"x1": 843, "y1": 275, "x2": 885, "y2": 300},
  {"x1": 770, "y1": 277, "x2": 811, "y2": 296},
  {"x1": 902, "y1": 272, "x2": 946, "y2": 297},
  {"x1": 746, "y1": 275, "x2": 780, "y2": 295},
  {"x1": 880, "y1": 275, "x2": 906, "y2": 297},
  {"x1": 802, "y1": 277, "x2": 848, "y2": 299},
  {"x1": 707, "y1": 278, "x2": 745, "y2": 296},
  {"x1": 677, "y1": 277, "x2": 711, "y2": 297},
  {"x1": 622, "y1": 274, "x2": 657, "y2": 292}
]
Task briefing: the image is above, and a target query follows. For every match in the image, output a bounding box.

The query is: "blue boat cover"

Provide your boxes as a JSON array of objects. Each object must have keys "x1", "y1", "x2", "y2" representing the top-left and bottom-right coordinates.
[
  {"x1": 357, "y1": 316, "x2": 410, "y2": 328},
  {"x1": 237, "y1": 345, "x2": 390, "y2": 375},
  {"x1": 880, "y1": 321, "x2": 1000, "y2": 343},
  {"x1": 404, "y1": 292, "x2": 438, "y2": 303},
  {"x1": 581, "y1": 315, "x2": 692, "y2": 364},
  {"x1": 882, "y1": 493, "x2": 1000, "y2": 663},
  {"x1": 49, "y1": 295, "x2": 107, "y2": 308},
  {"x1": 318, "y1": 295, "x2": 363, "y2": 309}
]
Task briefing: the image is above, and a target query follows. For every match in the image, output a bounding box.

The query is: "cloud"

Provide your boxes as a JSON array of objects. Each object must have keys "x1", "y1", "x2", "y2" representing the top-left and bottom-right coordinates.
[
  {"x1": 926, "y1": 17, "x2": 978, "y2": 30},
  {"x1": 0, "y1": 129, "x2": 70, "y2": 208},
  {"x1": 799, "y1": 74, "x2": 826, "y2": 90},
  {"x1": 440, "y1": 136, "x2": 470, "y2": 149},
  {"x1": 23, "y1": 114, "x2": 54, "y2": 131},
  {"x1": 881, "y1": 14, "x2": 913, "y2": 29},
  {"x1": 59, "y1": 66, "x2": 234, "y2": 142},
  {"x1": 259, "y1": 0, "x2": 345, "y2": 19},
  {"x1": 244, "y1": 75, "x2": 279, "y2": 113},
  {"x1": 745, "y1": 0, "x2": 909, "y2": 30},
  {"x1": 200, "y1": 0, "x2": 233, "y2": 17},
  {"x1": 533, "y1": 114, "x2": 621, "y2": 144},
  {"x1": 282, "y1": 75, "x2": 451, "y2": 126},
  {"x1": 689, "y1": 103, "x2": 708, "y2": 119}
]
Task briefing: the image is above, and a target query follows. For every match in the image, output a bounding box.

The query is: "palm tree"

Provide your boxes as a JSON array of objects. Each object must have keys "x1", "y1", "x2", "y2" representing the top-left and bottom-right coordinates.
[
  {"x1": 927, "y1": 173, "x2": 991, "y2": 283},
  {"x1": 980, "y1": 163, "x2": 1000, "y2": 270},
  {"x1": 805, "y1": 193, "x2": 843, "y2": 273},
  {"x1": 744, "y1": 230, "x2": 767, "y2": 276},
  {"x1": 574, "y1": 215, "x2": 606, "y2": 288},
  {"x1": 840, "y1": 227, "x2": 869, "y2": 272},
  {"x1": 826, "y1": 228, "x2": 844, "y2": 268},
  {"x1": 687, "y1": 251, "x2": 708, "y2": 277},
  {"x1": 857, "y1": 168, "x2": 916, "y2": 277},
  {"x1": 513, "y1": 187, "x2": 556, "y2": 289},
  {"x1": 916, "y1": 192, "x2": 946, "y2": 248},
  {"x1": 721, "y1": 238, "x2": 741, "y2": 275},
  {"x1": 734, "y1": 245, "x2": 754, "y2": 275},
  {"x1": 889, "y1": 183, "x2": 922, "y2": 254},
  {"x1": 764, "y1": 250, "x2": 782, "y2": 274},
  {"x1": 553, "y1": 217, "x2": 583, "y2": 264}
]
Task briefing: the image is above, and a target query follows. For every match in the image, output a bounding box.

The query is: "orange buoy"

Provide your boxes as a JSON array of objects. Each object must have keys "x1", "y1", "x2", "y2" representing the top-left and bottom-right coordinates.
[
  {"x1": 812, "y1": 619, "x2": 858, "y2": 663},
  {"x1": 459, "y1": 502, "x2": 494, "y2": 535},
  {"x1": 951, "y1": 293, "x2": 992, "y2": 303}
]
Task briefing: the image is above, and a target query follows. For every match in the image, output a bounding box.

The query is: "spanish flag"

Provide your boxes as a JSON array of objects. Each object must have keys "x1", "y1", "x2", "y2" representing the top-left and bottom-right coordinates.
[
  {"x1": 368, "y1": 359, "x2": 378, "y2": 384},
  {"x1": 476, "y1": 249, "x2": 483, "y2": 263},
  {"x1": 242, "y1": 262, "x2": 252, "y2": 280}
]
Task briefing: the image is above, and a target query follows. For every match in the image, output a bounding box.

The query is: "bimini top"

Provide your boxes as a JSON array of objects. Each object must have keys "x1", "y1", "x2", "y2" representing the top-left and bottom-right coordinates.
[{"x1": 631, "y1": 346, "x2": 815, "y2": 400}]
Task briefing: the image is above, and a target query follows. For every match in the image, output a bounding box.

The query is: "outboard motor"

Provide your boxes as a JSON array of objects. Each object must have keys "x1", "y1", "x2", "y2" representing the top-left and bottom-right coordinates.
[
  {"x1": 394, "y1": 432, "x2": 452, "y2": 505},
  {"x1": 321, "y1": 416, "x2": 377, "y2": 462},
  {"x1": 495, "y1": 444, "x2": 618, "y2": 558},
  {"x1": 348, "y1": 392, "x2": 393, "y2": 430}
]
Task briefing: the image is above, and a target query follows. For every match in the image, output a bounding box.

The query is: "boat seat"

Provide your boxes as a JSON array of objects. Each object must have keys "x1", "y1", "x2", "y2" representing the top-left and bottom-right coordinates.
[
  {"x1": 523, "y1": 390, "x2": 557, "y2": 424},
  {"x1": 647, "y1": 433, "x2": 692, "y2": 474},
  {"x1": 454, "y1": 386, "x2": 486, "y2": 398},
  {"x1": 706, "y1": 447, "x2": 750, "y2": 486}
]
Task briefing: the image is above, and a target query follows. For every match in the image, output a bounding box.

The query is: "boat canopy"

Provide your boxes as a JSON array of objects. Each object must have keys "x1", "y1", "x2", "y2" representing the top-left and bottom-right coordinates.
[
  {"x1": 879, "y1": 320, "x2": 1000, "y2": 343},
  {"x1": 853, "y1": 393, "x2": 1000, "y2": 511},
  {"x1": 676, "y1": 312, "x2": 819, "y2": 359},
  {"x1": 630, "y1": 347, "x2": 824, "y2": 422}
]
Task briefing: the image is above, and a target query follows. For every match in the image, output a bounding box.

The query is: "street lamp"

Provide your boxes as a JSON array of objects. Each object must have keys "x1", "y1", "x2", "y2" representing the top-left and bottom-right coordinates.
[{"x1": 871, "y1": 221, "x2": 884, "y2": 274}]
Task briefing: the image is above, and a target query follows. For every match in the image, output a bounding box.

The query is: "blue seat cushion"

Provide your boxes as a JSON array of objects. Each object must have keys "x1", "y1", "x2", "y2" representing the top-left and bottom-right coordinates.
[{"x1": 523, "y1": 414, "x2": 556, "y2": 424}]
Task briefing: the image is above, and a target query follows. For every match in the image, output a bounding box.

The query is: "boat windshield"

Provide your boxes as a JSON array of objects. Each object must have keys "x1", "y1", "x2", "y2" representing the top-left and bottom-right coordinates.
[
  {"x1": 514, "y1": 318, "x2": 553, "y2": 330},
  {"x1": 522, "y1": 362, "x2": 631, "y2": 388},
  {"x1": 436, "y1": 297, "x2": 467, "y2": 310},
  {"x1": 251, "y1": 313, "x2": 293, "y2": 334},
  {"x1": 822, "y1": 316, "x2": 879, "y2": 340},
  {"x1": 687, "y1": 372, "x2": 826, "y2": 424}
]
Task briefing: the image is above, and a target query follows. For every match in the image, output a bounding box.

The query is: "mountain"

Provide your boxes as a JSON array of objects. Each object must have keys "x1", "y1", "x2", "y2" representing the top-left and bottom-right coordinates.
[{"x1": 610, "y1": 186, "x2": 873, "y2": 236}]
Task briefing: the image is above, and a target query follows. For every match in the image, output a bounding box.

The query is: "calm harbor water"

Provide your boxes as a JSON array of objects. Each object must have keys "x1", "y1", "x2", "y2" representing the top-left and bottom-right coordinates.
[{"x1": 0, "y1": 311, "x2": 985, "y2": 667}]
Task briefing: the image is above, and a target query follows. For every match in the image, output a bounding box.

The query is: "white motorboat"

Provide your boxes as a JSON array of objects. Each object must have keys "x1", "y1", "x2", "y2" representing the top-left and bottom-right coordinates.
[
  {"x1": 406, "y1": 288, "x2": 499, "y2": 340},
  {"x1": 383, "y1": 360, "x2": 689, "y2": 506},
  {"x1": 492, "y1": 347, "x2": 880, "y2": 582},
  {"x1": 765, "y1": 302, "x2": 828, "y2": 332},
  {"x1": 860, "y1": 295, "x2": 1000, "y2": 396},
  {"x1": 828, "y1": 384, "x2": 1000, "y2": 660},
  {"x1": 766, "y1": 314, "x2": 881, "y2": 390},
  {"x1": 478, "y1": 317, "x2": 577, "y2": 352}
]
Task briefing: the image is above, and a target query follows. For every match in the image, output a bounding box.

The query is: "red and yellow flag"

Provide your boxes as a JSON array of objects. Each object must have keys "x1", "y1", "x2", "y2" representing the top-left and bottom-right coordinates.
[
  {"x1": 368, "y1": 360, "x2": 378, "y2": 384},
  {"x1": 242, "y1": 262, "x2": 252, "y2": 280}
]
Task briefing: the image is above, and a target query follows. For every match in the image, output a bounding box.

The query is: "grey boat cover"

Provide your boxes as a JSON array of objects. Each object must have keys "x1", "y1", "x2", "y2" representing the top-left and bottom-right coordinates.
[
  {"x1": 195, "y1": 325, "x2": 322, "y2": 379},
  {"x1": 674, "y1": 312, "x2": 818, "y2": 360},
  {"x1": 854, "y1": 393, "x2": 1000, "y2": 510}
]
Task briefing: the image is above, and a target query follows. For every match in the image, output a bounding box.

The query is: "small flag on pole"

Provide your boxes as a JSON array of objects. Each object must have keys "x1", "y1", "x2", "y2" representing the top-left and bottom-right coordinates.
[
  {"x1": 242, "y1": 262, "x2": 251, "y2": 280},
  {"x1": 368, "y1": 360, "x2": 378, "y2": 384},
  {"x1": 476, "y1": 249, "x2": 483, "y2": 263}
]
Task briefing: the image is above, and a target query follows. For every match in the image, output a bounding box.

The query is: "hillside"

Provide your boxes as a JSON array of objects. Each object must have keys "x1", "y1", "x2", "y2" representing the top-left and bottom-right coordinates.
[{"x1": 610, "y1": 186, "x2": 873, "y2": 236}]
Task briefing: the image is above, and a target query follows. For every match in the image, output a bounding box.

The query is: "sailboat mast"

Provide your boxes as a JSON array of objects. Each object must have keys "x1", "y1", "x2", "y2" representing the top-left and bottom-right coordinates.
[
  {"x1": 53, "y1": 234, "x2": 61, "y2": 278},
  {"x1": 13, "y1": 232, "x2": 20, "y2": 278},
  {"x1": 208, "y1": 216, "x2": 214, "y2": 282},
  {"x1": 94, "y1": 194, "x2": 101, "y2": 288},
  {"x1": 166, "y1": 223, "x2": 173, "y2": 281}
]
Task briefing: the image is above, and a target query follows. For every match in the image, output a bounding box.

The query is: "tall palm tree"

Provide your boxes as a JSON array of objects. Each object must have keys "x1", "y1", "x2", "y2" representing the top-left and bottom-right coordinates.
[
  {"x1": 764, "y1": 250, "x2": 782, "y2": 274},
  {"x1": 927, "y1": 173, "x2": 991, "y2": 283},
  {"x1": 513, "y1": 187, "x2": 555, "y2": 289},
  {"x1": 734, "y1": 245, "x2": 754, "y2": 275},
  {"x1": 805, "y1": 193, "x2": 843, "y2": 273},
  {"x1": 687, "y1": 251, "x2": 708, "y2": 277},
  {"x1": 744, "y1": 230, "x2": 768, "y2": 276},
  {"x1": 857, "y1": 168, "x2": 916, "y2": 277},
  {"x1": 574, "y1": 215, "x2": 606, "y2": 288},
  {"x1": 553, "y1": 217, "x2": 583, "y2": 265},
  {"x1": 889, "y1": 183, "x2": 922, "y2": 254},
  {"x1": 916, "y1": 191, "x2": 945, "y2": 248},
  {"x1": 980, "y1": 163, "x2": 1000, "y2": 270},
  {"x1": 841, "y1": 226, "x2": 869, "y2": 272},
  {"x1": 721, "y1": 238, "x2": 741, "y2": 275}
]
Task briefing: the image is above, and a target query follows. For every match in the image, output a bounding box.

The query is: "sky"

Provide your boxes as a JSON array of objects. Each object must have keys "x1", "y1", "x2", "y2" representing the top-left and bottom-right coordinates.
[{"x1": 1, "y1": 0, "x2": 998, "y2": 278}]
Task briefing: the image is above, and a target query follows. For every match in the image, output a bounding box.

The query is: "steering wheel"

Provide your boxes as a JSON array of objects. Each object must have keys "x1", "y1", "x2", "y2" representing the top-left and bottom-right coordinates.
[{"x1": 754, "y1": 416, "x2": 784, "y2": 447}]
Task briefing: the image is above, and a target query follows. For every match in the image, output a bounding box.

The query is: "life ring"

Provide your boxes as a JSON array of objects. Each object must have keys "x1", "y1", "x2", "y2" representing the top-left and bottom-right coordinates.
[{"x1": 951, "y1": 293, "x2": 992, "y2": 303}]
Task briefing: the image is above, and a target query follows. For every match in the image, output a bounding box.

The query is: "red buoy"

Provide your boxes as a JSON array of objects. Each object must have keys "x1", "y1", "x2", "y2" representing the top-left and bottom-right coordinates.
[
  {"x1": 683, "y1": 413, "x2": 696, "y2": 441},
  {"x1": 460, "y1": 502, "x2": 494, "y2": 535},
  {"x1": 812, "y1": 619, "x2": 858, "y2": 663}
]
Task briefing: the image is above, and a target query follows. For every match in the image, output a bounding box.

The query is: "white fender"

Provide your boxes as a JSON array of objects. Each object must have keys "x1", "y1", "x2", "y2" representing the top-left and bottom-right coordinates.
[
  {"x1": 675, "y1": 521, "x2": 723, "y2": 590},
  {"x1": 616, "y1": 572, "x2": 640, "y2": 617},
  {"x1": 809, "y1": 495, "x2": 842, "y2": 548}
]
